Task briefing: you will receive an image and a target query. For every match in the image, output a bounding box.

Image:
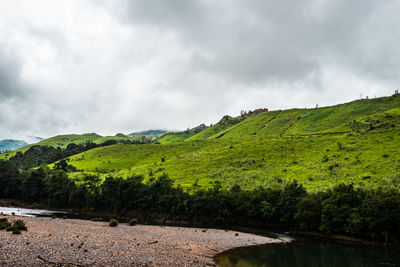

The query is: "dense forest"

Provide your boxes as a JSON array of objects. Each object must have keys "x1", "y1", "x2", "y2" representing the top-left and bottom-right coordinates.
[{"x1": 0, "y1": 159, "x2": 399, "y2": 244}]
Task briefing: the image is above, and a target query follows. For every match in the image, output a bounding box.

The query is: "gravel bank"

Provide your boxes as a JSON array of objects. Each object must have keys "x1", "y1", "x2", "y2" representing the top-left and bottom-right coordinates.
[{"x1": 0, "y1": 216, "x2": 281, "y2": 266}]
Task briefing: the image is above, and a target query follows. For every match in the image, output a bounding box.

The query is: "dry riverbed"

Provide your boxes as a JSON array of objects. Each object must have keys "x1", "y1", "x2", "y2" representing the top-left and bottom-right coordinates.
[{"x1": 0, "y1": 215, "x2": 281, "y2": 266}]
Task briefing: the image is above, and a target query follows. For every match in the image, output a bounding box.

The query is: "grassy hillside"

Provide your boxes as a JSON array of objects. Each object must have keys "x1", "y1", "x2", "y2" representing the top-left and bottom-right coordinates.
[
  {"x1": 158, "y1": 132, "x2": 194, "y2": 144},
  {"x1": 65, "y1": 94, "x2": 400, "y2": 191},
  {"x1": 160, "y1": 94, "x2": 400, "y2": 142},
  {"x1": 0, "y1": 133, "x2": 136, "y2": 160},
  {"x1": 67, "y1": 127, "x2": 400, "y2": 192},
  {"x1": 158, "y1": 124, "x2": 209, "y2": 144}
]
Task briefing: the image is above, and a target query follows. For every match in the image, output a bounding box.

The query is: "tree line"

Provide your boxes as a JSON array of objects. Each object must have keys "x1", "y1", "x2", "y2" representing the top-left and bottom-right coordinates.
[{"x1": 0, "y1": 160, "x2": 399, "y2": 244}]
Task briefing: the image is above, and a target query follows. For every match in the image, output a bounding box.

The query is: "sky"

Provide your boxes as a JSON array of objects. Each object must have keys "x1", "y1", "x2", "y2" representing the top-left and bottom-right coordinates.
[{"x1": 0, "y1": 0, "x2": 399, "y2": 141}]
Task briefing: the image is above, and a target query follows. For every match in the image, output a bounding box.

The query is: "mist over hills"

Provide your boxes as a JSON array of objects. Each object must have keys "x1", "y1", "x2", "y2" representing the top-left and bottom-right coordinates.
[
  {"x1": 128, "y1": 130, "x2": 168, "y2": 139},
  {"x1": 0, "y1": 140, "x2": 28, "y2": 153}
]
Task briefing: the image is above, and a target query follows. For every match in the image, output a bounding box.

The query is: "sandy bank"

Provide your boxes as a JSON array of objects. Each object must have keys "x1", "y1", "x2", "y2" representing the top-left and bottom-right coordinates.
[{"x1": 0, "y1": 216, "x2": 281, "y2": 266}]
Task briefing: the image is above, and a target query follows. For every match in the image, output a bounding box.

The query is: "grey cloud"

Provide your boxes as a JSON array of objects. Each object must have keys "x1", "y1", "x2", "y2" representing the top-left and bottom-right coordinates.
[
  {"x1": 0, "y1": 48, "x2": 22, "y2": 101},
  {"x1": 116, "y1": 0, "x2": 398, "y2": 86}
]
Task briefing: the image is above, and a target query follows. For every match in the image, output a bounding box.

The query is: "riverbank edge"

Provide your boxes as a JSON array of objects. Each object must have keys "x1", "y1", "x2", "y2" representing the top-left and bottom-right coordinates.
[
  {"x1": 1, "y1": 198, "x2": 398, "y2": 249},
  {"x1": 0, "y1": 215, "x2": 283, "y2": 266}
]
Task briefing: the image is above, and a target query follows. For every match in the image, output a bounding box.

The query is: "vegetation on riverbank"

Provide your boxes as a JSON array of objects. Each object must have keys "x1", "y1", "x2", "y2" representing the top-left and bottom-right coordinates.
[{"x1": 0, "y1": 161, "x2": 399, "y2": 243}]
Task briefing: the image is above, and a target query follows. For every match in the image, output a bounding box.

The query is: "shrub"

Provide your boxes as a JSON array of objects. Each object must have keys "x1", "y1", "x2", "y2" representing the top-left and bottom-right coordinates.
[
  {"x1": 129, "y1": 218, "x2": 137, "y2": 226},
  {"x1": 91, "y1": 217, "x2": 103, "y2": 222},
  {"x1": 0, "y1": 218, "x2": 11, "y2": 230},
  {"x1": 109, "y1": 219, "x2": 118, "y2": 227},
  {"x1": 6, "y1": 219, "x2": 28, "y2": 233},
  {"x1": 13, "y1": 220, "x2": 27, "y2": 231}
]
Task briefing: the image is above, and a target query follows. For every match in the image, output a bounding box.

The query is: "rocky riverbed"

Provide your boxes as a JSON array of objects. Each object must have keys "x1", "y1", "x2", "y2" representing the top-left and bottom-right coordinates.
[{"x1": 0, "y1": 215, "x2": 281, "y2": 266}]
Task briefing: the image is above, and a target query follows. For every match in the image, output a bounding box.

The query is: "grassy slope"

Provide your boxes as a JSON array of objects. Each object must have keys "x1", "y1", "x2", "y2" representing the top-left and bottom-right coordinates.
[
  {"x1": 67, "y1": 94, "x2": 400, "y2": 191},
  {"x1": 158, "y1": 132, "x2": 194, "y2": 144},
  {"x1": 0, "y1": 133, "x2": 136, "y2": 160},
  {"x1": 68, "y1": 127, "x2": 400, "y2": 192},
  {"x1": 160, "y1": 94, "x2": 400, "y2": 141}
]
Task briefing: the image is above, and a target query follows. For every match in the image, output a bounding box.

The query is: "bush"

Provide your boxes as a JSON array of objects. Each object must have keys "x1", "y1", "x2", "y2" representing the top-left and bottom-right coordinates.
[
  {"x1": 0, "y1": 218, "x2": 11, "y2": 230},
  {"x1": 109, "y1": 219, "x2": 118, "y2": 227},
  {"x1": 13, "y1": 220, "x2": 27, "y2": 231},
  {"x1": 129, "y1": 218, "x2": 137, "y2": 226},
  {"x1": 91, "y1": 217, "x2": 103, "y2": 222},
  {"x1": 5, "y1": 219, "x2": 28, "y2": 233}
]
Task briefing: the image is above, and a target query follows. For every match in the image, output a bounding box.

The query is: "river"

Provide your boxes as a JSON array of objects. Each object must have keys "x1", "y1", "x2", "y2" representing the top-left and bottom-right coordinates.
[
  {"x1": 215, "y1": 237, "x2": 400, "y2": 267},
  {"x1": 0, "y1": 206, "x2": 66, "y2": 217}
]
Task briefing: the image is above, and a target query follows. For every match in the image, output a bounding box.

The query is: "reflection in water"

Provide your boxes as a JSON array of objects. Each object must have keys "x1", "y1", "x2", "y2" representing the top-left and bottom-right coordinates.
[{"x1": 215, "y1": 240, "x2": 400, "y2": 267}]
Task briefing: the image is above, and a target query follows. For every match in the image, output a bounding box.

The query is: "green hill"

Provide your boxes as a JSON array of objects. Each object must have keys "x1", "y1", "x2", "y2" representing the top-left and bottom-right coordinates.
[
  {"x1": 64, "y1": 94, "x2": 400, "y2": 191},
  {"x1": 0, "y1": 133, "x2": 137, "y2": 160},
  {"x1": 160, "y1": 94, "x2": 400, "y2": 142}
]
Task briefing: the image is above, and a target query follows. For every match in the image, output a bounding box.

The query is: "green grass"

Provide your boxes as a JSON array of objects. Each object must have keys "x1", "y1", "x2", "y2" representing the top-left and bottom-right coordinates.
[
  {"x1": 186, "y1": 115, "x2": 243, "y2": 141},
  {"x1": 158, "y1": 132, "x2": 194, "y2": 144},
  {"x1": 68, "y1": 128, "x2": 400, "y2": 192}
]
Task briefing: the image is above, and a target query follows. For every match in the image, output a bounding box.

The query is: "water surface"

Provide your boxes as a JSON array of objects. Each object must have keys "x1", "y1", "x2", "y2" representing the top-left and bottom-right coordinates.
[
  {"x1": 215, "y1": 239, "x2": 400, "y2": 267},
  {"x1": 0, "y1": 206, "x2": 65, "y2": 217}
]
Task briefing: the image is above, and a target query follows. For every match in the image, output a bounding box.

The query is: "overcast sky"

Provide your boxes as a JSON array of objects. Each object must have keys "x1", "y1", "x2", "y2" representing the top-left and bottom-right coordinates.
[{"x1": 0, "y1": 0, "x2": 399, "y2": 141}]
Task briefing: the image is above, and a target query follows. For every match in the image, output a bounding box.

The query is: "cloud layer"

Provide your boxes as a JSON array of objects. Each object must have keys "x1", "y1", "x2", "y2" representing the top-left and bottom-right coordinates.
[{"x1": 0, "y1": 0, "x2": 399, "y2": 140}]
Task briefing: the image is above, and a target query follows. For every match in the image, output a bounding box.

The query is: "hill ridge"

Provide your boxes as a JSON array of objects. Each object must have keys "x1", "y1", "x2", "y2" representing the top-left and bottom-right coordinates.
[
  {"x1": 61, "y1": 93, "x2": 400, "y2": 192},
  {"x1": 158, "y1": 93, "x2": 400, "y2": 143}
]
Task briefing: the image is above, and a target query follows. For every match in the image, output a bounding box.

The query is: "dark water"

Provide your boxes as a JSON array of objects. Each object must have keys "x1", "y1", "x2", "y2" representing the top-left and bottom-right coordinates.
[{"x1": 215, "y1": 239, "x2": 400, "y2": 267}]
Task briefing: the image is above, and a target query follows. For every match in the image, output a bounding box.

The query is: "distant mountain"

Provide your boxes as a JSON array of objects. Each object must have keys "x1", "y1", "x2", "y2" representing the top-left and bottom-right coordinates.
[
  {"x1": 0, "y1": 139, "x2": 28, "y2": 153},
  {"x1": 128, "y1": 130, "x2": 168, "y2": 139}
]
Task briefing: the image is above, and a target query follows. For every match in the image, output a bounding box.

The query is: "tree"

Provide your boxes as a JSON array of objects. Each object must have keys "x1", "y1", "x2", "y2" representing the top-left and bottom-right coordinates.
[
  {"x1": 320, "y1": 184, "x2": 368, "y2": 235},
  {"x1": 0, "y1": 160, "x2": 22, "y2": 198},
  {"x1": 20, "y1": 167, "x2": 47, "y2": 202},
  {"x1": 45, "y1": 170, "x2": 74, "y2": 207}
]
